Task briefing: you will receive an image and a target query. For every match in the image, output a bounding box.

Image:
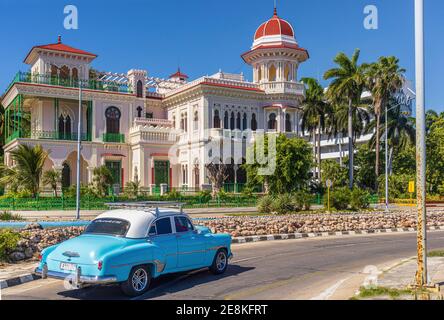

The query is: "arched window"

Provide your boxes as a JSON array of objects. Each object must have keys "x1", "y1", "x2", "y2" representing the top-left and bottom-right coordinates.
[
  {"x1": 60, "y1": 65, "x2": 70, "y2": 80},
  {"x1": 230, "y1": 112, "x2": 235, "y2": 130},
  {"x1": 285, "y1": 113, "x2": 292, "y2": 132},
  {"x1": 72, "y1": 68, "x2": 79, "y2": 81},
  {"x1": 224, "y1": 111, "x2": 229, "y2": 129},
  {"x1": 136, "y1": 106, "x2": 143, "y2": 118},
  {"x1": 258, "y1": 66, "x2": 262, "y2": 82},
  {"x1": 268, "y1": 113, "x2": 277, "y2": 130},
  {"x1": 172, "y1": 115, "x2": 176, "y2": 128},
  {"x1": 136, "y1": 80, "x2": 143, "y2": 98},
  {"x1": 105, "y1": 106, "x2": 121, "y2": 134},
  {"x1": 236, "y1": 112, "x2": 241, "y2": 130},
  {"x1": 268, "y1": 64, "x2": 277, "y2": 82},
  {"x1": 50, "y1": 65, "x2": 59, "y2": 78},
  {"x1": 62, "y1": 162, "x2": 71, "y2": 188},
  {"x1": 251, "y1": 113, "x2": 257, "y2": 131},
  {"x1": 213, "y1": 110, "x2": 221, "y2": 128},
  {"x1": 284, "y1": 64, "x2": 291, "y2": 81},
  {"x1": 242, "y1": 113, "x2": 248, "y2": 130},
  {"x1": 58, "y1": 114, "x2": 71, "y2": 140}
]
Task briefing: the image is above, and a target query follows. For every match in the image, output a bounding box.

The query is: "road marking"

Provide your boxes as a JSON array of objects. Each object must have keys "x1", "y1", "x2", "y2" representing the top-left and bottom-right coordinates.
[{"x1": 310, "y1": 278, "x2": 350, "y2": 300}]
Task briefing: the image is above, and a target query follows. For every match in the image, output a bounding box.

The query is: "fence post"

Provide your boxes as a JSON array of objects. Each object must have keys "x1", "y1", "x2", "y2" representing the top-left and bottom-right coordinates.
[{"x1": 62, "y1": 193, "x2": 65, "y2": 210}]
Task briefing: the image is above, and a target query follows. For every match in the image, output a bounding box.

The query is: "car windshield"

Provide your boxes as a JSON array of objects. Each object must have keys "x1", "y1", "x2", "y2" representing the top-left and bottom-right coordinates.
[{"x1": 84, "y1": 218, "x2": 130, "y2": 237}]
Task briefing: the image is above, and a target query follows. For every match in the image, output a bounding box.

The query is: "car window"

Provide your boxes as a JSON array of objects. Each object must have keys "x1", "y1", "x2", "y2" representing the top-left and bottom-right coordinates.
[
  {"x1": 174, "y1": 216, "x2": 193, "y2": 233},
  {"x1": 148, "y1": 224, "x2": 156, "y2": 235},
  {"x1": 155, "y1": 218, "x2": 172, "y2": 235},
  {"x1": 84, "y1": 218, "x2": 130, "y2": 237}
]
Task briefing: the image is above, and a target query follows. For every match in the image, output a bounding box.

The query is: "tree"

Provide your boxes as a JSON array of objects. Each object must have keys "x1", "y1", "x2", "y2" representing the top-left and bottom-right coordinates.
[
  {"x1": 354, "y1": 144, "x2": 379, "y2": 191},
  {"x1": 0, "y1": 144, "x2": 48, "y2": 197},
  {"x1": 301, "y1": 77, "x2": 331, "y2": 181},
  {"x1": 321, "y1": 159, "x2": 348, "y2": 188},
  {"x1": 205, "y1": 160, "x2": 228, "y2": 198},
  {"x1": 93, "y1": 166, "x2": 114, "y2": 197},
  {"x1": 324, "y1": 49, "x2": 369, "y2": 189},
  {"x1": 244, "y1": 134, "x2": 312, "y2": 195},
  {"x1": 366, "y1": 56, "x2": 405, "y2": 189},
  {"x1": 426, "y1": 115, "x2": 444, "y2": 194},
  {"x1": 42, "y1": 169, "x2": 61, "y2": 197}
]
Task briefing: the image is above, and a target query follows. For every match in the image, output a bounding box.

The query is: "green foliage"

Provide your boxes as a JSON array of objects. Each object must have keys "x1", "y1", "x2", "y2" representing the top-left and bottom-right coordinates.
[
  {"x1": 245, "y1": 134, "x2": 312, "y2": 195},
  {"x1": 257, "y1": 195, "x2": 274, "y2": 214},
  {"x1": 217, "y1": 189, "x2": 230, "y2": 201},
  {"x1": 378, "y1": 174, "x2": 414, "y2": 200},
  {"x1": 328, "y1": 187, "x2": 351, "y2": 210},
  {"x1": 294, "y1": 190, "x2": 312, "y2": 211},
  {"x1": 0, "y1": 229, "x2": 21, "y2": 260},
  {"x1": 354, "y1": 144, "x2": 378, "y2": 191},
  {"x1": 350, "y1": 188, "x2": 371, "y2": 210},
  {"x1": 2, "y1": 189, "x2": 33, "y2": 199},
  {"x1": 197, "y1": 190, "x2": 212, "y2": 204},
  {"x1": 42, "y1": 169, "x2": 62, "y2": 197},
  {"x1": 63, "y1": 184, "x2": 97, "y2": 198},
  {"x1": 321, "y1": 159, "x2": 348, "y2": 188},
  {"x1": 124, "y1": 179, "x2": 141, "y2": 199},
  {"x1": 0, "y1": 211, "x2": 24, "y2": 221},
  {"x1": 392, "y1": 145, "x2": 416, "y2": 176},
  {"x1": 165, "y1": 189, "x2": 182, "y2": 200},
  {"x1": 271, "y1": 194, "x2": 296, "y2": 215},
  {"x1": 427, "y1": 115, "x2": 444, "y2": 194},
  {"x1": 92, "y1": 166, "x2": 114, "y2": 197}
]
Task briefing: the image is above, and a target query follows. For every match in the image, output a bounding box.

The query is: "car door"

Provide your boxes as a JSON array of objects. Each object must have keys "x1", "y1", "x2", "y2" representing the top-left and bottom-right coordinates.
[
  {"x1": 174, "y1": 216, "x2": 207, "y2": 269},
  {"x1": 149, "y1": 217, "x2": 178, "y2": 273}
]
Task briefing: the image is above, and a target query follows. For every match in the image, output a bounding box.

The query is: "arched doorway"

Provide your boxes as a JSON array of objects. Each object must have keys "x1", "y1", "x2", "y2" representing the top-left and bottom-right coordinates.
[
  {"x1": 61, "y1": 162, "x2": 71, "y2": 189},
  {"x1": 105, "y1": 106, "x2": 121, "y2": 134}
]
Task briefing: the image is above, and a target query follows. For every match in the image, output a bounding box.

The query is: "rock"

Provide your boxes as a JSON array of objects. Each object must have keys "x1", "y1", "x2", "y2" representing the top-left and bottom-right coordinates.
[
  {"x1": 23, "y1": 223, "x2": 43, "y2": 230},
  {"x1": 9, "y1": 251, "x2": 25, "y2": 262},
  {"x1": 24, "y1": 247, "x2": 34, "y2": 259}
]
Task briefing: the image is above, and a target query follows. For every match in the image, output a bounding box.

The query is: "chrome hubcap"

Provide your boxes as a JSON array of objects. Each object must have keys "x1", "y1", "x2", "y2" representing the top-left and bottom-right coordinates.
[
  {"x1": 131, "y1": 268, "x2": 148, "y2": 292},
  {"x1": 216, "y1": 252, "x2": 227, "y2": 271}
]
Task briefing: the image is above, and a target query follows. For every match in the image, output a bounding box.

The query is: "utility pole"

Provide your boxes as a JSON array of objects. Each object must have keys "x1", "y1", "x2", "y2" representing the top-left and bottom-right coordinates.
[
  {"x1": 76, "y1": 83, "x2": 82, "y2": 220},
  {"x1": 414, "y1": 0, "x2": 428, "y2": 287}
]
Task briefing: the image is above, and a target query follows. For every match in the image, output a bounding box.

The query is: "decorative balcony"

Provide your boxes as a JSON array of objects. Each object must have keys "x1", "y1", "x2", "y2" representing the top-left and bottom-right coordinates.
[
  {"x1": 259, "y1": 81, "x2": 305, "y2": 96},
  {"x1": 103, "y1": 133, "x2": 125, "y2": 143},
  {"x1": 129, "y1": 125, "x2": 178, "y2": 145},
  {"x1": 133, "y1": 118, "x2": 174, "y2": 127},
  {"x1": 6, "y1": 72, "x2": 133, "y2": 94},
  {"x1": 31, "y1": 130, "x2": 91, "y2": 142}
]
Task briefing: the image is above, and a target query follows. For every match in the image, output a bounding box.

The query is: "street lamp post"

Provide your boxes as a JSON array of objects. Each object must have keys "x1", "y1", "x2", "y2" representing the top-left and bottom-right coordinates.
[
  {"x1": 75, "y1": 84, "x2": 82, "y2": 220},
  {"x1": 414, "y1": 0, "x2": 428, "y2": 287}
]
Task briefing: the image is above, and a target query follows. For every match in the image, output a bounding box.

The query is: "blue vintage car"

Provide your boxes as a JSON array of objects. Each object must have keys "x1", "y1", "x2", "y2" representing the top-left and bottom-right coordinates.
[{"x1": 35, "y1": 206, "x2": 232, "y2": 296}]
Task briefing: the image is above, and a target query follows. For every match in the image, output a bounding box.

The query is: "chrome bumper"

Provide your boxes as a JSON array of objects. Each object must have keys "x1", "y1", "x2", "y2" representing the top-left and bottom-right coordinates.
[{"x1": 35, "y1": 265, "x2": 117, "y2": 285}]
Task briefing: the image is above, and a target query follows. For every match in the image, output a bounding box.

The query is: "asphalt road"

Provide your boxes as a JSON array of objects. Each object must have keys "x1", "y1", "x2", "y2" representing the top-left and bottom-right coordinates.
[{"x1": 3, "y1": 231, "x2": 444, "y2": 300}]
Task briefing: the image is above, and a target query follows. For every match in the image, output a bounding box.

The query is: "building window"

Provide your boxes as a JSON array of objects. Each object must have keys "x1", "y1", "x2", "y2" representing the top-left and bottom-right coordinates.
[
  {"x1": 236, "y1": 112, "x2": 241, "y2": 130},
  {"x1": 58, "y1": 114, "x2": 71, "y2": 140},
  {"x1": 268, "y1": 64, "x2": 277, "y2": 82},
  {"x1": 230, "y1": 112, "x2": 235, "y2": 130},
  {"x1": 136, "y1": 80, "x2": 143, "y2": 98},
  {"x1": 172, "y1": 115, "x2": 176, "y2": 128},
  {"x1": 180, "y1": 113, "x2": 188, "y2": 132},
  {"x1": 258, "y1": 67, "x2": 262, "y2": 82},
  {"x1": 105, "y1": 106, "x2": 121, "y2": 134},
  {"x1": 284, "y1": 64, "x2": 291, "y2": 81},
  {"x1": 251, "y1": 113, "x2": 257, "y2": 131},
  {"x1": 146, "y1": 112, "x2": 153, "y2": 119},
  {"x1": 268, "y1": 113, "x2": 277, "y2": 130},
  {"x1": 224, "y1": 111, "x2": 229, "y2": 129},
  {"x1": 285, "y1": 113, "x2": 292, "y2": 132},
  {"x1": 193, "y1": 111, "x2": 199, "y2": 131},
  {"x1": 242, "y1": 113, "x2": 247, "y2": 130},
  {"x1": 72, "y1": 68, "x2": 79, "y2": 81},
  {"x1": 213, "y1": 110, "x2": 221, "y2": 128},
  {"x1": 61, "y1": 162, "x2": 71, "y2": 188},
  {"x1": 136, "y1": 106, "x2": 143, "y2": 118}
]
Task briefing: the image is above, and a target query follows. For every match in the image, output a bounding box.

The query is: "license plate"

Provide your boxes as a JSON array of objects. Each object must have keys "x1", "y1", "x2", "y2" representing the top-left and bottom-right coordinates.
[{"x1": 60, "y1": 262, "x2": 77, "y2": 272}]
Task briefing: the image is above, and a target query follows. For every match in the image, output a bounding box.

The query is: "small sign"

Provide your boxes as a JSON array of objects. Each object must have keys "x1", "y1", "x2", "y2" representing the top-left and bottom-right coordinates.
[
  {"x1": 326, "y1": 179, "x2": 333, "y2": 188},
  {"x1": 409, "y1": 181, "x2": 415, "y2": 194}
]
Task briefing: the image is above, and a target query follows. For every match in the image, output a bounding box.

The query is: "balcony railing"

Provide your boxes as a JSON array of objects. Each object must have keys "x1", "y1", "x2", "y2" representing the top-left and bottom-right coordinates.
[
  {"x1": 103, "y1": 133, "x2": 125, "y2": 143},
  {"x1": 6, "y1": 72, "x2": 133, "y2": 94},
  {"x1": 31, "y1": 130, "x2": 90, "y2": 141},
  {"x1": 133, "y1": 118, "x2": 174, "y2": 127},
  {"x1": 259, "y1": 81, "x2": 305, "y2": 96}
]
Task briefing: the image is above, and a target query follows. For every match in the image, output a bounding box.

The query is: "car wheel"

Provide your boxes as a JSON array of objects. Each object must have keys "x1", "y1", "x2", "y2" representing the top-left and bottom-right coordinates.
[
  {"x1": 210, "y1": 249, "x2": 228, "y2": 275},
  {"x1": 120, "y1": 265, "x2": 152, "y2": 297}
]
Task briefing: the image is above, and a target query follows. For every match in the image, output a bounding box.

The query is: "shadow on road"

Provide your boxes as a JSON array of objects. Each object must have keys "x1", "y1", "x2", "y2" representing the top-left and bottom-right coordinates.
[{"x1": 56, "y1": 264, "x2": 254, "y2": 300}]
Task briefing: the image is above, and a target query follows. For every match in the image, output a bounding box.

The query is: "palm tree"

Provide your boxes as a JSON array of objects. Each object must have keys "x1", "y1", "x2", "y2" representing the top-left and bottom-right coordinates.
[
  {"x1": 366, "y1": 56, "x2": 405, "y2": 189},
  {"x1": 43, "y1": 169, "x2": 61, "y2": 197},
  {"x1": 301, "y1": 77, "x2": 331, "y2": 181},
  {"x1": 324, "y1": 49, "x2": 369, "y2": 189},
  {"x1": 93, "y1": 165, "x2": 114, "y2": 197},
  {"x1": 0, "y1": 144, "x2": 48, "y2": 197}
]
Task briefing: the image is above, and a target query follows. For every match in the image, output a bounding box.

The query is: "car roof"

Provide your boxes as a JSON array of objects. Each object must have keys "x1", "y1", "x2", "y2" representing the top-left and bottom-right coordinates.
[{"x1": 95, "y1": 208, "x2": 188, "y2": 238}]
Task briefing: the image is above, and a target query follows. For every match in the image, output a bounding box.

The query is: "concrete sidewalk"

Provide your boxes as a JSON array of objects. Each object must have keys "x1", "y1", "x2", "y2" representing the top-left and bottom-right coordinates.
[
  {"x1": 11, "y1": 207, "x2": 259, "y2": 220},
  {"x1": 0, "y1": 261, "x2": 39, "y2": 289}
]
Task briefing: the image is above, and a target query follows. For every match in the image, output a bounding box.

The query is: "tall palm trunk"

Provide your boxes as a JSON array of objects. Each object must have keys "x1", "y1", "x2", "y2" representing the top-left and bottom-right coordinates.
[
  {"x1": 375, "y1": 111, "x2": 381, "y2": 191},
  {"x1": 348, "y1": 98, "x2": 354, "y2": 189},
  {"x1": 317, "y1": 118, "x2": 322, "y2": 181},
  {"x1": 312, "y1": 129, "x2": 317, "y2": 178}
]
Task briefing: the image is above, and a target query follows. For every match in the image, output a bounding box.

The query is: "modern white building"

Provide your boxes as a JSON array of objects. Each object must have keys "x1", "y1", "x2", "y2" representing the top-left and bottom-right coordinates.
[{"x1": 2, "y1": 8, "x2": 313, "y2": 193}]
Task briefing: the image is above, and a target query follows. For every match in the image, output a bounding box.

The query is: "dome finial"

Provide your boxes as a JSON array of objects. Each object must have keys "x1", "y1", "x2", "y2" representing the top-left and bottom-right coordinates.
[
  {"x1": 57, "y1": 35, "x2": 61, "y2": 44},
  {"x1": 273, "y1": 0, "x2": 277, "y2": 16}
]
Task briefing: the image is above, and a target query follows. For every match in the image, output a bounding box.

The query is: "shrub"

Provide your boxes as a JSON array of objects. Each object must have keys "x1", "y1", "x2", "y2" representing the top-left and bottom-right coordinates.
[
  {"x1": 271, "y1": 194, "x2": 296, "y2": 215},
  {"x1": 0, "y1": 229, "x2": 21, "y2": 260},
  {"x1": 63, "y1": 184, "x2": 97, "y2": 198},
  {"x1": 165, "y1": 189, "x2": 182, "y2": 200},
  {"x1": 257, "y1": 195, "x2": 274, "y2": 213},
  {"x1": 217, "y1": 190, "x2": 230, "y2": 201},
  {"x1": 0, "y1": 211, "x2": 24, "y2": 221},
  {"x1": 350, "y1": 188, "x2": 371, "y2": 210},
  {"x1": 328, "y1": 187, "x2": 351, "y2": 210},
  {"x1": 241, "y1": 186, "x2": 254, "y2": 197},
  {"x1": 197, "y1": 190, "x2": 212, "y2": 204},
  {"x1": 294, "y1": 190, "x2": 312, "y2": 211}
]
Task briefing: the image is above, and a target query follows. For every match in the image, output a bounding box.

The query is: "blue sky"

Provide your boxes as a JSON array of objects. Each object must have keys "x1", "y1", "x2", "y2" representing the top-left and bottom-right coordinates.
[{"x1": 0, "y1": 0, "x2": 442, "y2": 110}]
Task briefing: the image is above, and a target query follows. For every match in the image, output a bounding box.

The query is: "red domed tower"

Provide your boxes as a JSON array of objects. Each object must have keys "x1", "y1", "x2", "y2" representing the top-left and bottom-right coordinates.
[{"x1": 242, "y1": 8, "x2": 308, "y2": 88}]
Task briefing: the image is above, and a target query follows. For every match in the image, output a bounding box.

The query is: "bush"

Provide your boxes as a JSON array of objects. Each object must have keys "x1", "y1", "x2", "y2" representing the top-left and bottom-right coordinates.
[
  {"x1": 258, "y1": 195, "x2": 274, "y2": 213},
  {"x1": 217, "y1": 190, "x2": 230, "y2": 201},
  {"x1": 241, "y1": 186, "x2": 254, "y2": 197},
  {"x1": 271, "y1": 194, "x2": 296, "y2": 215},
  {"x1": 328, "y1": 187, "x2": 351, "y2": 210},
  {"x1": 350, "y1": 188, "x2": 371, "y2": 210},
  {"x1": 0, "y1": 229, "x2": 21, "y2": 260},
  {"x1": 197, "y1": 190, "x2": 212, "y2": 203},
  {"x1": 165, "y1": 189, "x2": 182, "y2": 200},
  {"x1": 63, "y1": 184, "x2": 97, "y2": 198},
  {"x1": 294, "y1": 190, "x2": 312, "y2": 211},
  {"x1": 0, "y1": 211, "x2": 24, "y2": 221}
]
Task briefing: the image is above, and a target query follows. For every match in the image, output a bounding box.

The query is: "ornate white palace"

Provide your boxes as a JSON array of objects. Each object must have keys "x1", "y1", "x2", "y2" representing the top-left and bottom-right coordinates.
[{"x1": 1, "y1": 8, "x2": 309, "y2": 193}]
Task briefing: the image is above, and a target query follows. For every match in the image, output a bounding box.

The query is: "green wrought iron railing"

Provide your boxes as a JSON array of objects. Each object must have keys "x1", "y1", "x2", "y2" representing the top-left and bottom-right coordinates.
[
  {"x1": 5, "y1": 130, "x2": 21, "y2": 144},
  {"x1": 103, "y1": 133, "x2": 125, "y2": 143},
  {"x1": 6, "y1": 72, "x2": 133, "y2": 94},
  {"x1": 32, "y1": 130, "x2": 91, "y2": 142}
]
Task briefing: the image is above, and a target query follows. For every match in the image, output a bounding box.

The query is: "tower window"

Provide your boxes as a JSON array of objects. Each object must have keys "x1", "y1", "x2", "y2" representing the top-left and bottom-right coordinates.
[
  {"x1": 213, "y1": 110, "x2": 221, "y2": 128},
  {"x1": 105, "y1": 106, "x2": 121, "y2": 134},
  {"x1": 136, "y1": 106, "x2": 143, "y2": 118},
  {"x1": 268, "y1": 64, "x2": 277, "y2": 82},
  {"x1": 136, "y1": 80, "x2": 143, "y2": 98}
]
